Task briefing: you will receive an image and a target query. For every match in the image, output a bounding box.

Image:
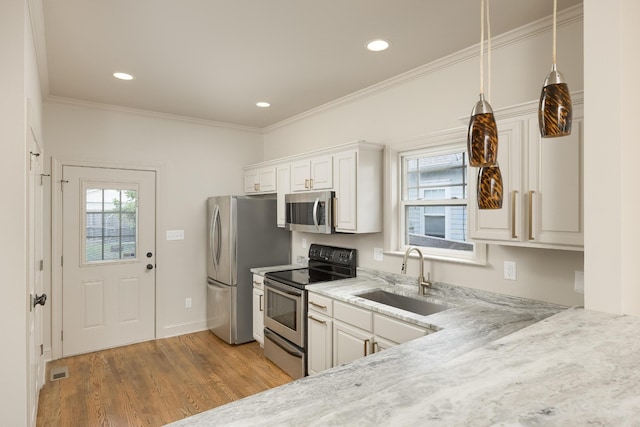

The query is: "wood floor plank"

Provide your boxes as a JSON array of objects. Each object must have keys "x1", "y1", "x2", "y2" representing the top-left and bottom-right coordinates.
[{"x1": 36, "y1": 331, "x2": 292, "y2": 426}]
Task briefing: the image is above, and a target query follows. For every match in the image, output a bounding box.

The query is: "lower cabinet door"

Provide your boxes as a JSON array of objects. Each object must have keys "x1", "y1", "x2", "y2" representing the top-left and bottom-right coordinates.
[
  {"x1": 333, "y1": 321, "x2": 373, "y2": 366},
  {"x1": 307, "y1": 313, "x2": 332, "y2": 375},
  {"x1": 372, "y1": 336, "x2": 397, "y2": 354},
  {"x1": 252, "y1": 287, "x2": 264, "y2": 346}
]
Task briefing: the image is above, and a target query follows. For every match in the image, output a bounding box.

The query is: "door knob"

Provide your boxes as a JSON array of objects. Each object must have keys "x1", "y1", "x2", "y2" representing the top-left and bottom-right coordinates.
[
  {"x1": 146, "y1": 264, "x2": 154, "y2": 270},
  {"x1": 33, "y1": 293, "x2": 47, "y2": 307}
]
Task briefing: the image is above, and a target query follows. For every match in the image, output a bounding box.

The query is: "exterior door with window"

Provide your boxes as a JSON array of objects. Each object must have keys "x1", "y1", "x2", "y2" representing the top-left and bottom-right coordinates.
[{"x1": 62, "y1": 166, "x2": 156, "y2": 356}]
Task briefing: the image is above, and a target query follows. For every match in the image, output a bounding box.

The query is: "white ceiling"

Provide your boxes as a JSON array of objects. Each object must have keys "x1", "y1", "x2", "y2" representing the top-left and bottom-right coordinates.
[{"x1": 40, "y1": 0, "x2": 582, "y2": 129}]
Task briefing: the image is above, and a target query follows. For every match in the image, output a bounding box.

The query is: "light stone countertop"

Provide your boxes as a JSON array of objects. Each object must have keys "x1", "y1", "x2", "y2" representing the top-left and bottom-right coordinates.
[{"x1": 166, "y1": 269, "x2": 640, "y2": 426}]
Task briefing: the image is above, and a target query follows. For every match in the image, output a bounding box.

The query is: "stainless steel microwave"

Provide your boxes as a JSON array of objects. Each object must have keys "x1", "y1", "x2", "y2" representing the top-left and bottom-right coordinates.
[{"x1": 285, "y1": 191, "x2": 335, "y2": 234}]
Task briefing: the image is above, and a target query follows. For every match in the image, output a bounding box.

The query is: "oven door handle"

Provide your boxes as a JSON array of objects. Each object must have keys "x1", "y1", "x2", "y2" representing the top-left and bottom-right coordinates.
[
  {"x1": 264, "y1": 329, "x2": 304, "y2": 358},
  {"x1": 264, "y1": 278, "x2": 304, "y2": 296}
]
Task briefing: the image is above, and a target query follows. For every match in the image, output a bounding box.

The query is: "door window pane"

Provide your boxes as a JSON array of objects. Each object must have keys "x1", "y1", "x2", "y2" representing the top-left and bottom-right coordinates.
[{"x1": 85, "y1": 189, "x2": 138, "y2": 262}]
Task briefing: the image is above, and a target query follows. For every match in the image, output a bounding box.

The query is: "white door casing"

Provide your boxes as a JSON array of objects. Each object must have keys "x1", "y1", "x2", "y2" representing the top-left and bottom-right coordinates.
[
  {"x1": 27, "y1": 123, "x2": 45, "y2": 427},
  {"x1": 61, "y1": 166, "x2": 156, "y2": 357}
]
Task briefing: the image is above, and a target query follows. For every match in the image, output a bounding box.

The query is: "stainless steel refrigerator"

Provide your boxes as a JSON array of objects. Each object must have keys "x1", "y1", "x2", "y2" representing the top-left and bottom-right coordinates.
[{"x1": 207, "y1": 195, "x2": 290, "y2": 344}]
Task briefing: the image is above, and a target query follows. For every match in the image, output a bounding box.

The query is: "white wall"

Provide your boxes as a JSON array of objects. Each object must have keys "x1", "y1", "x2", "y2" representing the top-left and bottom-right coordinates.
[
  {"x1": 584, "y1": 0, "x2": 640, "y2": 316},
  {"x1": 43, "y1": 101, "x2": 265, "y2": 354},
  {"x1": 263, "y1": 8, "x2": 585, "y2": 307}
]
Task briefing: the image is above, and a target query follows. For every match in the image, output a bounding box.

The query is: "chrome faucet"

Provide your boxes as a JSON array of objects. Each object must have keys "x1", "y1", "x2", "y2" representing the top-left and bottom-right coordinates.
[{"x1": 401, "y1": 246, "x2": 432, "y2": 295}]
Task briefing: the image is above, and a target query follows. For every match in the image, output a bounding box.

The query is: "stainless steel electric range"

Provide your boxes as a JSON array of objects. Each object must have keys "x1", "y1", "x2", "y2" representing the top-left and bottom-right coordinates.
[{"x1": 263, "y1": 244, "x2": 357, "y2": 379}]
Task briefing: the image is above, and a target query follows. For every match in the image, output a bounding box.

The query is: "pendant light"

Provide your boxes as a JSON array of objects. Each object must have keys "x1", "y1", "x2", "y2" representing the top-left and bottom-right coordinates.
[
  {"x1": 538, "y1": 0, "x2": 572, "y2": 138},
  {"x1": 477, "y1": 164, "x2": 503, "y2": 209},
  {"x1": 467, "y1": 0, "x2": 498, "y2": 167}
]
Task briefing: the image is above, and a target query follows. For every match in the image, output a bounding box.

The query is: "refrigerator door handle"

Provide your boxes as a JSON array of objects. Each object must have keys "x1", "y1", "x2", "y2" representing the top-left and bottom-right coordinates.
[{"x1": 211, "y1": 205, "x2": 222, "y2": 271}]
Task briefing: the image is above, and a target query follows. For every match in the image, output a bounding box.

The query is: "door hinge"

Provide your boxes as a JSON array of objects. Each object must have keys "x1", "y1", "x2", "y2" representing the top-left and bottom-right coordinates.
[
  {"x1": 40, "y1": 344, "x2": 43, "y2": 356},
  {"x1": 61, "y1": 256, "x2": 63, "y2": 266},
  {"x1": 40, "y1": 259, "x2": 44, "y2": 271},
  {"x1": 61, "y1": 330, "x2": 63, "y2": 341}
]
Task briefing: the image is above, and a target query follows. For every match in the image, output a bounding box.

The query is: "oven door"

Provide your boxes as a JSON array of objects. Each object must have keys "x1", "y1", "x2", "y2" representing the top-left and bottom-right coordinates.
[{"x1": 263, "y1": 278, "x2": 306, "y2": 347}]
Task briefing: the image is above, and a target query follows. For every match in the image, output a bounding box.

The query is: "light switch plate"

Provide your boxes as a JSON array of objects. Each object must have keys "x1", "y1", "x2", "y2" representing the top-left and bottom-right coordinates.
[
  {"x1": 302, "y1": 238, "x2": 307, "y2": 249},
  {"x1": 166, "y1": 230, "x2": 185, "y2": 240},
  {"x1": 373, "y1": 248, "x2": 384, "y2": 261}
]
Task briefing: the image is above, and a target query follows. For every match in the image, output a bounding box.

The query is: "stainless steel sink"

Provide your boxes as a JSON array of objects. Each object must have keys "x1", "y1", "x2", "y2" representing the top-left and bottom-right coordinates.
[{"x1": 356, "y1": 290, "x2": 450, "y2": 316}]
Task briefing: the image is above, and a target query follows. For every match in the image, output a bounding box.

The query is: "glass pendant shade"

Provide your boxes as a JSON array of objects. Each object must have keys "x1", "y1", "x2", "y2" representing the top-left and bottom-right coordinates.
[
  {"x1": 468, "y1": 94, "x2": 498, "y2": 167},
  {"x1": 477, "y1": 164, "x2": 503, "y2": 209},
  {"x1": 538, "y1": 65, "x2": 572, "y2": 137}
]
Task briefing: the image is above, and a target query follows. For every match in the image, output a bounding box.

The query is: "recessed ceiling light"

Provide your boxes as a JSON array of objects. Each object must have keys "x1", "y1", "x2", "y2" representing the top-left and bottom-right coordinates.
[
  {"x1": 366, "y1": 39, "x2": 390, "y2": 52},
  {"x1": 113, "y1": 72, "x2": 134, "y2": 80},
  {"x1": 256, "y1": 101, "x2": 271, "y2": 108}
]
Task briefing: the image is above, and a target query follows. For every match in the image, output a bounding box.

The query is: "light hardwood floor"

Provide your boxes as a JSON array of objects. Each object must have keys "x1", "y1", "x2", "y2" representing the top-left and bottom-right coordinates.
[{"x1": 36, "y1": 331, "x2": 292, "y2": 426}]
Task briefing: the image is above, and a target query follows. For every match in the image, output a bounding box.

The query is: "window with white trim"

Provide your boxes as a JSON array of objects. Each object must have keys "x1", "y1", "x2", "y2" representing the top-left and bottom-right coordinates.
[{"x1": 399, "y1": 143, "x2": 484, "y2": 263}]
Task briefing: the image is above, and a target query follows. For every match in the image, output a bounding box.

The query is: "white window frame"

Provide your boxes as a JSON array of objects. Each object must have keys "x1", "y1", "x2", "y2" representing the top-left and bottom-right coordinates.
[{"x1": 393, "y1": 133, "x2": 486, "y2": 265}]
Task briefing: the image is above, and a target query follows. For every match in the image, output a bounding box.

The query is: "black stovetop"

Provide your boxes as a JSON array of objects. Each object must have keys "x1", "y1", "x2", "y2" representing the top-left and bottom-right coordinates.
[{"x1": 265, "y1": 244, "x2": 357, "y2": 289}]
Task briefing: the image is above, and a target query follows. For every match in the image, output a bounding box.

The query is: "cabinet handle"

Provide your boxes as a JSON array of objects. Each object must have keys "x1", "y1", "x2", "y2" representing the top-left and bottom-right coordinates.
[
  {"x1": 528, "y1": 190, "x2": 535, "y2": 240},
  {"x1": 305, "y1": 179, "x2": 310, "y2": 189},
  {"x1": 254, "y1": 183, "x2": 259, "y2": 192},
  {"x1": 511, "y1": 190, "x2": 518, "y2": 239},
  {"x1": 259, "y1": 294, "x2": 263, "y2": 312},
  {"x1": 363, "y1": 339, "x2": 370, "y2": 356},
  {"x1": 308, "y1": 315, "x2": 326, "y2": 325},
  {"x1": 373, "y1": 341, "x2": 379, "y2": 354},
  {"x1": 309, "y1": 301, "x2": 327, "y2": 310},
  {"x1": 309, "y1": 178, "x2": 314, "y2": 188}
]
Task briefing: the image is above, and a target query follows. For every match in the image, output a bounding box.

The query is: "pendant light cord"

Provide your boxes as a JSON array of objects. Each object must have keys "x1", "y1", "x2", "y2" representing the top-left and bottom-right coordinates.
[
  {"x1": 487, "y1": 0, "x2": 491, "y2": 102},
  {"x1": 552, "y1": 0, "x2": 557, "y2": 65},
  {"x1": 479, "y1": 0, "x2": 492, "y2": 101},
  {"x1": 479, "y1": 0, "x2": 485, "y2": 96}
]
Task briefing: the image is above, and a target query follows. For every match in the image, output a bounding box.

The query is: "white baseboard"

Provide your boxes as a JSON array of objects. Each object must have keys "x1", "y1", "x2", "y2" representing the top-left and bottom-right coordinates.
[{"x1": 162, "y1": 320, "x2": 208, "y2": 338}]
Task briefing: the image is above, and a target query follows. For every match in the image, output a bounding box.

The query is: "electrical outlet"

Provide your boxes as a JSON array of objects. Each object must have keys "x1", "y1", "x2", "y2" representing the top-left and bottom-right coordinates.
[
  {"x1": 574, "y1": 271, "x2": 584, "y2": 293},
  {"x1": 302, "y1": 238, "x2": 307, "y2": 249},
  {"x1": 373, "y1": 248, "x2": 384, "y2": 262},
  {"x1": 185, "y1": 297, "x2": 192, "y2": 309},
  {"x1": 504, "y1": 261, "x2": 517, "y2": 281}
]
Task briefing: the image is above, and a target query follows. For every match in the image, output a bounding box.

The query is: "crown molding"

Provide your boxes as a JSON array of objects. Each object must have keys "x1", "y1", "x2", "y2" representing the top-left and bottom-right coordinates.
[
  {"x1": 264, "y1": 4, "x2": 583, "y2": 133},
  {"x1": 45, "y1": 96, "x2": 264, "y2": 134}
]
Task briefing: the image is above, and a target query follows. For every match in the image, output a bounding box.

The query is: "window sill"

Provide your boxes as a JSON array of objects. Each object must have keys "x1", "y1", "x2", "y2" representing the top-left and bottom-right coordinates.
[{"x1": 383, "y1": 249, "x2": 487, "y2": 266}]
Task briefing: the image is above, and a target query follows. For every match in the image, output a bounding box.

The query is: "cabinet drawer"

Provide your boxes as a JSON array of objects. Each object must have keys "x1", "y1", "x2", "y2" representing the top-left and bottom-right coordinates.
[
  {"x1": 334, "y1": 301, "x2": 372, "y2": 332},
  {"x1": 373, "y1": 313, "x2": 426, "y2": 344},
  {"x1": 308, "y1": 292, "x2": 333, "y2": 316},
  {"x1": 252, "y1": 274, "x2": 264, "y2": 290}
]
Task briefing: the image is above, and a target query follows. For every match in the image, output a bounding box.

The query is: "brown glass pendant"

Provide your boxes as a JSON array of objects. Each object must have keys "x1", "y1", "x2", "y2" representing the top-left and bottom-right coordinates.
[
  {"x1": 468, "y1": 93, "x2": 498, "y2": 167},
  {"x1": 539, "y1": 64, "x2": 572, "y2": 137},
  {"x1": 477, "y1": 164, "x2": 503, "y2": 209}
]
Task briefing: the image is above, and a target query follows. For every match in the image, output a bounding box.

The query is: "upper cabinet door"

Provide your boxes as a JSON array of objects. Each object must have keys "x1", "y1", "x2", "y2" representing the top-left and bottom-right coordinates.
[
  {"x1": 244, "y1": 167, "x2": 276, "y2": 194},
  {"x1": 276, "y1": 164, "x2": 291, "y2": 227},
  {"x1": 527, "y1": 112, "x2": 584, "y2": 246},
  {"x1": 291, "y1": 155, "x2": 333, "y2": 192},
  {"x1": 334, "y1": 151, "x2": 358, "y2": 231},
  {"x1": 470, "y1": 119, "x2": 523, "y2": 241}
]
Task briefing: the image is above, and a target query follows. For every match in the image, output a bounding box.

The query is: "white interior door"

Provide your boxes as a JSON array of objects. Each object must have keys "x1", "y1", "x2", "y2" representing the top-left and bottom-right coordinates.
[
  {"x1": 62, "y1": 166, "x2": 156, "y2": 357},
  {"x1": 27, "y1": 128, "x2": 45, "y2": 427}
]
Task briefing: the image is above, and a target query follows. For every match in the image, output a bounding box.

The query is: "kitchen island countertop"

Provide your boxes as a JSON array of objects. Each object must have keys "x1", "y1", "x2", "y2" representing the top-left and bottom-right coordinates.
[{"x1": 170, "y1": 269, "x2": 640, "y2": 426}]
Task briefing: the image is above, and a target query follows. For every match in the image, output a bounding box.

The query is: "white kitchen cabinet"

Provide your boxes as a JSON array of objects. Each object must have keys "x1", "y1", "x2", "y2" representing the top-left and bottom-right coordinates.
[
  {"x1": 244, "y1": 166, "x2": 276, "y2": 194},
  {"x1": 330, "y1": 299, "x2": 429, "y2": 368},
  {"x1": 252, "y1": 274, "x2": 265, "y2": 346},
  {"x1": 470, "y1": 99, "x2": 584, "y2": 250},
  {"x1": 333, "y1": 320, "x2": 373, "y2": 366},
  {"x1": 307, "y1": 293, "x2": 334, "y2": 375},
  {"x1": 291, "y1": 155, "x2": 333, "y2": 192},
  {"x1": 333, "y1": 146, "x2": 383, "y2": 233},
  {"x1": 276, "y1": 164, "x2": 290, "y2": 227}
]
